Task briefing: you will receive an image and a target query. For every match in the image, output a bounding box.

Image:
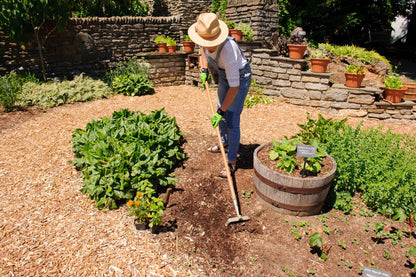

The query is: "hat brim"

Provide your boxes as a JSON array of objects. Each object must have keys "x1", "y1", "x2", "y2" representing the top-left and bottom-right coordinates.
[{"x1": 188, "y1": 20, "x2": 229, "y2": 48}]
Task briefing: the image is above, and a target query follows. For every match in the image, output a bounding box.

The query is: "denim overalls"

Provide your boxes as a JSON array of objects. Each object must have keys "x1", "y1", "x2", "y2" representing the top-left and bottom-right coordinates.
[{"x1": 205, "y1": 37, "x2": 252, "y2": 162}]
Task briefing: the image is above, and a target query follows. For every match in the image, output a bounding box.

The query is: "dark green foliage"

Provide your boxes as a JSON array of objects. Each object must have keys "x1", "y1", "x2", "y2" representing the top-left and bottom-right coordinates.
[
  {"x1": 70, "y1": 108, "x2": 185, "y2": 210},
  {"x1": 211, "y1": 0, "x2": 228, "y2": 20},
  {"x1": 71, "y1": 0, "x2": 149, "y2": 17},
  {"x1": 0, "y1": 72, "x2": 22, "y2": 112}
]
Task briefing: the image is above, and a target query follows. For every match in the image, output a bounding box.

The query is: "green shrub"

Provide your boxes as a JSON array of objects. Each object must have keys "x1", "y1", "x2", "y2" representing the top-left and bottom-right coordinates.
[
  {"x1": 104, "y1": 58, "x2": 154, "y2": 96},
  {"x1": 19, "y1": 74, "x2": 113, "y2": 108},
  {"x1": 70, "y1": 108, "x2": 185, "y2": 212},
  {"x1": 294, "y1": 113, "x2": 416, "y2": 219},
  {"x1": 0, "y1": 72, "x2": 22, "y2": 112}
]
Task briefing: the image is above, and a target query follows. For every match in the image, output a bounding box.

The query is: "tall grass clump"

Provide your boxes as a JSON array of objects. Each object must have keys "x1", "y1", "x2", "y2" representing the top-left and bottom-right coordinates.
[{"x1": 104, "y1": 58, "x2": 154, "y2": 96}]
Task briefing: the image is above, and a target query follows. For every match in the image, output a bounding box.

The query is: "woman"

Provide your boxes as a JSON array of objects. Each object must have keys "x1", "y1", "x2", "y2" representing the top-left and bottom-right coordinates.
[{"x1": 188, "y1": 13, "x2": 252, "y2": 178}]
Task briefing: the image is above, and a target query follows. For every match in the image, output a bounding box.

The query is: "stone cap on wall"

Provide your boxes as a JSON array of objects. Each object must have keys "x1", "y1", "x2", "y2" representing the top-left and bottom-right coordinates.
[{"x1": 70, "y1": 15, "x2": 181, "y2": 24}]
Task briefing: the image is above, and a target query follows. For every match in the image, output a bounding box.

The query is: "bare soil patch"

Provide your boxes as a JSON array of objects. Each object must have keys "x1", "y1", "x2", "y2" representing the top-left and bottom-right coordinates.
[{"x1": 1, "y1": 85, "x2": 416, "y2": 276}]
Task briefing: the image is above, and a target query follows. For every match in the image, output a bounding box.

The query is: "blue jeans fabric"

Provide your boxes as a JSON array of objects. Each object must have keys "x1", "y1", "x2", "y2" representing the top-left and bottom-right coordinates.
[{"x1": 217, "y1": 63, "x2": 251, "y2": 162}]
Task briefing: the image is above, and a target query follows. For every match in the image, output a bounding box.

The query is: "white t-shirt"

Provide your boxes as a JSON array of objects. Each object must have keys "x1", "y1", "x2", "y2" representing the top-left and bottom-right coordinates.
[{"x1": 207, "y1": 39, "x2": 248, "y2": 87}]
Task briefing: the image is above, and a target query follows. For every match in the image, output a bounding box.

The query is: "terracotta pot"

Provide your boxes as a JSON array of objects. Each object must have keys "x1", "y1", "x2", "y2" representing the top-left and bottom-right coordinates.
[
  {"x1": 345, "y1": 72, "x2": 365, "y2": 88},
  {"x1": 229, "y1": 29, "x2": 243, "y2": 40},
  {"x1": 403, "y1": 82, "x2": 416, "y2": 101},
  {"x1": 253, "y1": 143, "x2": 336, "y2": 216},
  {"x1": 134, "y1": 219, "x2": 148, "y2": 230},
  {"x1": 167, "y1": 45, "x2": 177, "y2": 53},
  {"x1": 287, "y1": 44, "x2": 307, "y2": 59},
  {"x1": 310, "y1": 58, "x2": 330, "y2": 73},
  {"x1": 182, "y1": 41, "x2": 195, "y2": 53},
  {"x1": 384, "y1": 87, "x2": 407, "y2": 103},
  {"x1": 157, "y1": 43, "x2": 168, "y2": 53}
]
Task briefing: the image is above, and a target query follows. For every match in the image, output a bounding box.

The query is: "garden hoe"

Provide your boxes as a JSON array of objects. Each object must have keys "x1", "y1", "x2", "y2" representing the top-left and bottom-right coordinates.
[{"x1": 204, "y1": 81, "x2": 250, "y2": 226}]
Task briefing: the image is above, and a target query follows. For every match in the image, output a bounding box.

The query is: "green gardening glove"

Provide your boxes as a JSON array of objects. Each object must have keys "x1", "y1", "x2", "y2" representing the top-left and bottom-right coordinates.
[
  {"x1": 200, "y1": 68, "x2": 210, "y2": 85},
  {"x1": 211, "y1": 108, "x2": 225, "y2": 128}
]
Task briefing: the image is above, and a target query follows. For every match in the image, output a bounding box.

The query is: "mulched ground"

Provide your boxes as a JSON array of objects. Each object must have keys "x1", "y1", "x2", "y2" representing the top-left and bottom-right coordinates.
[{"x1": 1, "y1": 85, "x2": 416, "y2": 276}]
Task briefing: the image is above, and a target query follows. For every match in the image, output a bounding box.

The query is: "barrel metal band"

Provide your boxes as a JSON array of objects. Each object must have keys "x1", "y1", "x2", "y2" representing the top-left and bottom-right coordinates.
[
  {"x1": 254, "y1": 186, "x2": 324, "y2": 212},
  {"x1": 253, "y1": 168, "x2": 331, "y2": 194}
]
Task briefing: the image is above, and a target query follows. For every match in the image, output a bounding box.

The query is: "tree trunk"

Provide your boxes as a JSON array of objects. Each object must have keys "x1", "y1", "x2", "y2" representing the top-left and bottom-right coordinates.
[{"x1": 34, "y1": 30, "x2": 47, "y2": 82}]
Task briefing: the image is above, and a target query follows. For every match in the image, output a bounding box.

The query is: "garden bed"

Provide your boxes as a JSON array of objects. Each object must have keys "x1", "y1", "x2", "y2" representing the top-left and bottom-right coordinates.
[{"x1": 1, "y1": 85, "x2": 415, "y2": 276}]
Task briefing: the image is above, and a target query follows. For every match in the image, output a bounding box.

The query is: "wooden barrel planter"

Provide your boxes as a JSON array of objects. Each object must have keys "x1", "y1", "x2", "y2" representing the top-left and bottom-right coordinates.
[{"x1": 253, "y1": 143, "x2": 337, "y2": 216}]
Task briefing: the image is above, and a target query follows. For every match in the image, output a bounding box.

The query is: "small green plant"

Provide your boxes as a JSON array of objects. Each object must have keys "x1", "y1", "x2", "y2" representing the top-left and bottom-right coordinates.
[
  {"x1": 338, "y1": 240, "x2": 347, "y2": 249},
  {"x1": 242, "y1": 189, "x2": 253, "y2": 198},
  {"x1": 165, "y1": 36, "x2": 176, "y2": 46},
  {"x1": 224, "y1": 20, "x2": 236, "y2": 29},
  {"x1": 184, "y1": 34, "x2": 192, "y2": 42},
  {"x1": 383, "y1": 249, "x2": 391, "y2": 260},
  {"x1": 236, "y1": 22, "x2": 253, "y2": 41},
  {"x1": 384, "y1": 72, "x2": 403, "y2": 89},
  {"x1": 309, "y1": 232, "x2": 328, "y2": 261},
  {"x1": 346, "y1": 64, "x2": 365, "y2": 74},
  {"x1": 0, "y1": 72, "x2": 22, "y2": 112},
  {"x1": 154, "y1": 35, "x2": 166, "y2": 44},
  {"x1": 244, "y1": 79, "x2": 275, "y2": 108},
  {"x1": 405, "y1": 246, "x2": 416, "y2": 269},
  {"x1": 310, "y1": 50, "x2": 328, "y2": 59},
  {"x1": 128, "y1": 192, "x2": 164, "y2": 227}
]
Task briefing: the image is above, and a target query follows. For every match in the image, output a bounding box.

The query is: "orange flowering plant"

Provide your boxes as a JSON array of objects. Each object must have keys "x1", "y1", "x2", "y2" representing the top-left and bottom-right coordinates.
[{"x1": 127, "y1": 191, "x2": 165, "y2": 227}]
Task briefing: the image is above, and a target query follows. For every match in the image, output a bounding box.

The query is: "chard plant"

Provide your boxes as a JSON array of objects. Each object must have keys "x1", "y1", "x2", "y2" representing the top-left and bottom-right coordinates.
[{"x1": 309, "y1": 232, "x2": 329, "y2": 261}]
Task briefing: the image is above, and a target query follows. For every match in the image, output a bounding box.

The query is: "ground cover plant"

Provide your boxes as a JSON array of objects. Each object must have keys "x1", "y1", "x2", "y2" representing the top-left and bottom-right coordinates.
[
  {"x1": 19, "y1": 74, "x2": 113, "y2": 108},
  {"x1": 70, "y1": 108, "x2": 184, "y2": 226}
]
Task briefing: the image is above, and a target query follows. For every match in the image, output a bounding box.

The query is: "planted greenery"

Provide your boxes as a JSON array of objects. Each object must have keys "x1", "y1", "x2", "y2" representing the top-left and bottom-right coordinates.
[
  {"x1": 294, "y1": 113, "x2": 416, "y2": 220},
  {"x1": 346, "y1": 64, "x2": 365, "y2": 74},
  {"x1": 70, "y1": 108, "x2": 185, "y2": 213},
  {"x1": 127, "y1": 192, "x2": 164, "y2": 228},
  {"x1": 154, "y1": 35, "x2": 166, "y2": 44},
  {"x1": 104, "y1": 58, "x2": 154, "y2": 96},
  {"x1": 19, "y1": 74, "x2": 113, "y2": 108},
  {"x1": 244, "y1": 79, "x2": 275, "y2": 108},
  {"x1": 236, "y1": 22, "x2": 254, "y2": 41},
  {"x1": 384, "y1": 72, "x2": 403, "y2": 89},
  {"x1": 310, "y1": 50, "x2": 329, "y2": 59},
  {"x1": 0, "y1": 72, "x2": 22, "y2": 112},
  {"x1": 320, "y1": 43, "x2": 391, "y2": 67},
  {"x1": 269, "y1": 138, "x2": 327, "y2": 174},
  {"x1": 165, "y1": 36, "x2": 176, "y2": 46}
]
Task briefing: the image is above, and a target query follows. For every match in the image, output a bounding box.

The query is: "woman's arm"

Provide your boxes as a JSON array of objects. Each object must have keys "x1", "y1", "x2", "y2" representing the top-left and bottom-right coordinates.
[
  {"x1": 200, "y1": 47, "x2": 208, "y2": 68},
  {"x1": 220, "y1": 86, "x2": 239, "y2": 112}
]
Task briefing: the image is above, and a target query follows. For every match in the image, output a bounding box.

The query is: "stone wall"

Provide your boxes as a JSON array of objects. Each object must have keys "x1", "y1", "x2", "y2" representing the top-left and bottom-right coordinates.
[
  {"x1": 249, "y1": 49, "x2": 416, "y2": 122},
  {"x1": 226, "y1": 0, "x2": 279, "y2": 42}
]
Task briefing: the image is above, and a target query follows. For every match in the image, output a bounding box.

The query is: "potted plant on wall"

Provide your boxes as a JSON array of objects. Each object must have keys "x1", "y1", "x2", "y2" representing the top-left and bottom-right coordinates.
[
  {"x1": 310, "y1": 50, "x2": 330, "y2": 73},
  {"x1": 225, "y1": 20, "x2": 242, "y2": 40},
  {"x1": 154, "y1": 35, "x2": 168, "y2": 53},
  {"x1": 182, "y1": 35, "x2": 195, "y2": 53},
  {"x1": 383, "y1": 72, "x2": 407, "y2": 103},
  {"x1": 236, "y1": 22, "x2": 254, "y2": 41},
  {"x1": 166, "y1": 36, "x2": 177, "y2": 53},
  {"x1": 287, "y1": 28, "x2": 307, "y2": 59},
  {"x1": 345, "y1": 64, "x2": 365, "y2": 88}
]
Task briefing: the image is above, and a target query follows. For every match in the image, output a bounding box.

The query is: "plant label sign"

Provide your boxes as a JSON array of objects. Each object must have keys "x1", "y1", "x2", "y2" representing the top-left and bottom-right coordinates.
[
  {"x1": 297, "y1": 144, "x2": 316, "y2": 158},
  {"x1": 362, "y1": 267, "x2": 391, "y2": 277}
]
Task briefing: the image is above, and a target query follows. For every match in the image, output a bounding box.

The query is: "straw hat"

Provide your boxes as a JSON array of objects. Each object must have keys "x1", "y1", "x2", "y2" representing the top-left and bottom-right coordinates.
[{"x1": 188, "y1": 13, "x2": 229, "y2": 47}]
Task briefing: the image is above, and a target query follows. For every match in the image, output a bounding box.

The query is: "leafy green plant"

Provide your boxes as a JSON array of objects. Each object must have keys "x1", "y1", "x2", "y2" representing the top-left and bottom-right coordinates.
[
  {"x1": 309, "y1": 232, "x2": 328, "y2": 261},
  {"x1": 236, "y1": 22, "x2": 253, "y2": 41},
  {"x1": 128, "y1": 192, "x2": 164, "y2": 227},
  {"x1": 184, "y1": 35, "x2": 192, "y2": 42},
  {"x1": 165, "y1": 36, "x2": 176, "y2": 46},
  {"x1": 70, "y1": 108, "x2": 185, "y2": 210},
  {"x1": 104, "y1": 58, "x2": 154, "y2": 96},
  {"x1": 384, "y1": 72, "x2": 403, "y2": 89},
  {"x1": 19, "y1": 74, "x2": 113, "y2": 108},
  {"x1": 405, "y1": 246, "x2": 416, "y2": 269},
  {"x1": 0, "y1": 72, "x2": 22, "y2": 112},
  {"x1": 244, "y1": 79, "x2": 275, "y2": 108},
  {"x1": 224, "y1": 20, "x2": 236, "y2": 29},
  {"x1": 154, "y1": 35, "x2": 166, "y2": 44},
  {"x1": 211, "y1": 0, "x2": 228, "y2": 20},
  {"x1": 310, "y1": 50, "x2": 328, "y2": 59},
  {"x1": 269, "y1": 138, "x2": 327, "y2": 174},
  {"x1": 346, "y1": 64, "x2": 365, "y2": 74}
]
